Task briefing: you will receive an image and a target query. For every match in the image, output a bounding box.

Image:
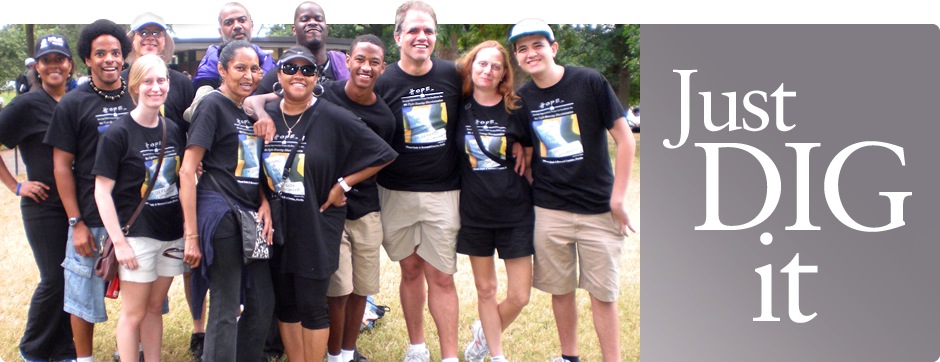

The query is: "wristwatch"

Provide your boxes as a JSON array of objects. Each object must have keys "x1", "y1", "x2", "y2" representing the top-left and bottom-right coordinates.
[
  {"x1": 337, "y1": 177, "x2": 352, "y2": 193},
  {"x1": 68, "y1": 216, "x2": 82, "y2": 226}
]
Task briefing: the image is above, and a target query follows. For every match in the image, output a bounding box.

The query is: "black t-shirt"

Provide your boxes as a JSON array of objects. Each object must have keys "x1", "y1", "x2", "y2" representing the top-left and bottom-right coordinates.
[
  {"x1": 320, "y1": 80, "x2": 396, "y2": 220},
  {"x1": 92, "y1": 115, "x2": 184, "y2": 241},
  {"x1": 122, "y1": 68, "x2": 195, "y2": 139},
  {"x1": 0, "y1": 88, "x2": 62, "y2": 213},
  {"x1": 187, "y1": 91, "x2": 262, "y2": 209},
  {"x1": 261, "y1": 98, "x2": 397, "y2": 278},
  {"x1": 44, "y1": 82, "x2": 136, "y2": 227},
  {"x1": 517, "y1": 66, "x2": 626, "y2": 214},
  {"x1": 456, "y1": 98, "x2": 533, "y2": 227},
  {"x1": 373, "y1": 58, "x2": 461, "y2": 191}
]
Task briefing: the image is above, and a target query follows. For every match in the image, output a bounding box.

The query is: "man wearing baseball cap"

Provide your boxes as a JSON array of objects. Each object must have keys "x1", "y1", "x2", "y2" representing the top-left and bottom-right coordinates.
[
  {"x1": 509, "y1": 18, "x2": 636, "y2": 362},
  {"x1": 16, "y1": 57, "x2": 38, "y2": 95}
]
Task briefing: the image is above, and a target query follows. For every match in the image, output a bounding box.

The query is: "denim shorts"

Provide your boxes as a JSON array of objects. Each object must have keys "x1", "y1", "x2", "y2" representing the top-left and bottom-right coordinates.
[{"x1": 62, "y1": 226, "x2": 109, "y2": 323}]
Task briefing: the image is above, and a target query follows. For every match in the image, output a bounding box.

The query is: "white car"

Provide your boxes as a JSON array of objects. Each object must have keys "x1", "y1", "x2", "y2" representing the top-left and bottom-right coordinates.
[{"x1": 626, "y1": 107, "x2": 640, "y2": 132}]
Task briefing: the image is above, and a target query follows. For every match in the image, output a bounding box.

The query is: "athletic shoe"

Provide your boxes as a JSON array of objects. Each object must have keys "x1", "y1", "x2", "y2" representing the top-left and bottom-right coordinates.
[
  {"x1": 189, "y1": 332, "x2": 205, "y2": 362},
  {"x1": 402, "y1": 348, "x2": 430, "y2": 362},
  {"x1": 464, "y1": 320, "x2": 489, "y2": 362},
  {"x1": 352, "y1": 350, "x2": 369, "y2": 362}
]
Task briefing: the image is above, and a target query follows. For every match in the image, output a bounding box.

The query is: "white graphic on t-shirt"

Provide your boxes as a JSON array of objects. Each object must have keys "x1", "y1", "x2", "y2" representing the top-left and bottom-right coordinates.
[
  {"x1": 401, "y1": 89, "x2": 447, "y2": 147},
  {"x1": 530, "y1": 101, "x2": 583, "y2": 163}
]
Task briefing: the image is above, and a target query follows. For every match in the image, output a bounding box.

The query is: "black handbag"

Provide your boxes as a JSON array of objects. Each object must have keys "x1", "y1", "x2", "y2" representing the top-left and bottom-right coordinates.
[{"x1": 205, "y1": 171, "x2": 269, "y2": 263}]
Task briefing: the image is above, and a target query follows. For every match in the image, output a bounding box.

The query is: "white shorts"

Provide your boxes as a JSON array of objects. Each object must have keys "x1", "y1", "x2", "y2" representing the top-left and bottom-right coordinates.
[{"x1": 119, "y1": 236, "x2": 186, "y2": 283}]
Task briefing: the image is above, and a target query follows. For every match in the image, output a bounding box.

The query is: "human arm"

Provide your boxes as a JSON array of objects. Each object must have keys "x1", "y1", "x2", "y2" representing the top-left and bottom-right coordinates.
[
  {"x1": 608, "y1": 117, "x2": 637, "y2": 236},
  {"x1": 247, "y1": 93, "x2": 280, "y2": 143},
  {"x1": 179, "y1": 146, "x2": 205, "y2": 268},
  {"x1": 94, "y1": 176, "x2": 138, "y2": 269},
  {"x1": 53, "y1": 148, "x2": 96, "y2": 256},
  {"x1": 0, "y1": 157, "x2": 48, "y2": 202},
  {"x1": 320, "y1": 161, "x2": 394, "y2": 212},
  {"x1": 257, "y1": 187, "x2": 273, "y2": 245}
]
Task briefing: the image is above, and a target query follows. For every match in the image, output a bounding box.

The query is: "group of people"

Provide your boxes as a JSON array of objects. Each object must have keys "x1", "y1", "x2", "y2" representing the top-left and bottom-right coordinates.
[{"x1": 0, "y1": 1, "x2": 636, "y2": 362}]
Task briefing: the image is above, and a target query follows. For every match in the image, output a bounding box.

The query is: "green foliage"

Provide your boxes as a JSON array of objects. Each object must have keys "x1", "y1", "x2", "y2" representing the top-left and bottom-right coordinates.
[{"x1": 0, "y1": 24, "x2": 87, "y2": 85}]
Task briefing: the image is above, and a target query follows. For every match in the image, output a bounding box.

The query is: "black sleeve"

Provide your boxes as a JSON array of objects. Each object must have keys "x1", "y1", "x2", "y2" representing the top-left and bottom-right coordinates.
[
  {"x1": 43, "y1": 96, "x2": 78, "y2": 154},
  {"x1": 0, "y1": 95, "x2": 28, "y2": 148},
  {"x1": 187, "y1": 95, "x2": 221, "y2": 152},
  {"x1": 91, "y1": 124, "x2": 126, "y2": 180}
]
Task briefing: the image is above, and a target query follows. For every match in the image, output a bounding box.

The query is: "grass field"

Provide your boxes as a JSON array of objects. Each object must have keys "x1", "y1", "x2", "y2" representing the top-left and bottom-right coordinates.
[{"x1": 0, "y1": 134, "x2": 640, "y2": 362}]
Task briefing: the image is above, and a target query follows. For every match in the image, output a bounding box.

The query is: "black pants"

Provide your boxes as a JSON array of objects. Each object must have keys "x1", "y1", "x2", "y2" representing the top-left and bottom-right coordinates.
[
  {"x1": 19, "y1": 209, "x2": 76, "y2": 360},
  {"x1": 203, "y1": 213, "x2": 274, "y2": 362}
]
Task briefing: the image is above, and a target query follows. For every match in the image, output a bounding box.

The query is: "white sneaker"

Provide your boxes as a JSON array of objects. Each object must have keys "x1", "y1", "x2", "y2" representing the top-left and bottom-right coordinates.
[
  {"x1": 402, "y1": 348, "x2": 430, "y2": 362},
  {"x1": 464, "y1": 320, "x2": 490, "y2": 362}
]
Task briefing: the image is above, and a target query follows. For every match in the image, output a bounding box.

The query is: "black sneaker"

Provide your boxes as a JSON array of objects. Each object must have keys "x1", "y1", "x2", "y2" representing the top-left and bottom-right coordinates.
[
  {"x1": 189, "y1": 333, "x2": 205, "y2": 362},
  {"x1": 352, "y1": 349, "x2": 369, "y2": 362}
]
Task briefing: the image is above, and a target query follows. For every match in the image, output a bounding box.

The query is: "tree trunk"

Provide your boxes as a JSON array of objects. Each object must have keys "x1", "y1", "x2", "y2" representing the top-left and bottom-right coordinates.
[
  {"x1": 618, "y1": 63, "x2": 631, "y2": 108},
  {"x1": 25, "y1": 24, "x2": 35, "y2": 57}
]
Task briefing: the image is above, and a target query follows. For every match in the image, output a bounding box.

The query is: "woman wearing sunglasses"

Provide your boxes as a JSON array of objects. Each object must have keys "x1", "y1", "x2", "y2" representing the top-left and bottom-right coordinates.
[
  {"x1": 179, "y1": 39, "x2": 274, "y2": 362},
  {"x1": 259, "y1": 46, "x2": 396, "y2": 362},
  {"x1": 0, "y1": 34, "x2": 78, "y2": 362},
  {"x1": 92, "y1": 54, "x2": 186, "y2": 362}
]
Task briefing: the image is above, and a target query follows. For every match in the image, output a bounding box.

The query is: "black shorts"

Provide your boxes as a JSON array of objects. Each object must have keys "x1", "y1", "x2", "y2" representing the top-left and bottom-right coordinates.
[
  {"x1": 273, "y1": 272, "x2": 330, "y2": 330},
  {"x1": 456, "y1": 224, "x2": 534, "y2": 259}
]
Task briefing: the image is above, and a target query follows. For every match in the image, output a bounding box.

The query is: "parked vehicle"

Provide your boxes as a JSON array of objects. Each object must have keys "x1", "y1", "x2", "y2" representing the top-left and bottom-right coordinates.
[{"x1": 626, "y1": 106, "x2": 640, "y2": 132}]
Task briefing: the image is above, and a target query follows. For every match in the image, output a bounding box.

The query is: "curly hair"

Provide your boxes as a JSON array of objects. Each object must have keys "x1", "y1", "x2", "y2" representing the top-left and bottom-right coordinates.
[
  {"x1": 77, "y1": 19, "x2": 132, "y2": 61},
  {"x1": 457, "y1": 40, "x2": 520, "y2": 113}
]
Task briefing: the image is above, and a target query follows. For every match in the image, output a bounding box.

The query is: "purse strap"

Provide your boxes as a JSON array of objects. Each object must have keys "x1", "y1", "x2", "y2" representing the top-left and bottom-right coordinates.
[
  {"x1": 122, "y1": 117, "x2": 168, "y2": 235},
  {"x1": 464, "y1": 102, "x2": 514, "y2": 169},
  {"x1": 205, "y1": 172, "x2": 240, "y2": 214},
  {"x1": 275, "y1": 98, "x2": 321, "y2": 194}
]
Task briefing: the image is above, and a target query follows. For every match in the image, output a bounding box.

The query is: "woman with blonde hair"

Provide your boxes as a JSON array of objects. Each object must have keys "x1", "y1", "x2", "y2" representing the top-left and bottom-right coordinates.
[{"x1": 93, "y1": 53, "x2": 186, "y2": 362}]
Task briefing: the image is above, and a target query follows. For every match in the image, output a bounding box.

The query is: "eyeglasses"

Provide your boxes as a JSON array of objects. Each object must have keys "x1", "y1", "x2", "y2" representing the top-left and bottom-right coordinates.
[
  {"x1": 162, "y1": 247, "x2": 184, "y2": 260},
  {"x1": 137, "y1": 30, "x2": 164, "y2": 38},
  {"x1": 280, "y1": 63, "x2": 319, "y2": 77}
]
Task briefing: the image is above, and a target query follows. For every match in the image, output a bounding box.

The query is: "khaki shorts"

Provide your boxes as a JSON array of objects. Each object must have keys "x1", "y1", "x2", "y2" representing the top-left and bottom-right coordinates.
[
  {"x1": 119, "y1": 236, "x2": 186, "y2": 283},
  {"x1": 327, "y1": 212, "x2": 384, "y2": 297},
  {"x1": 532, "y1": 207, "x2": 624, "y2": 302},
  {"x1": 379, "y1": 186, "x2": 460, "y2": 274}
]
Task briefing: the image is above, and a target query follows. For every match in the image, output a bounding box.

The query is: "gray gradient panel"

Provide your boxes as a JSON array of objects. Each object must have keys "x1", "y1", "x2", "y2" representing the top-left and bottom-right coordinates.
[{"x1": 642, "y1": 25, "x2": 940, "y2": 361}]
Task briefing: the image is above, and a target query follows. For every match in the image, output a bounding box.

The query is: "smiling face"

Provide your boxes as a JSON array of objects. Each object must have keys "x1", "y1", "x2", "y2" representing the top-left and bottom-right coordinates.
[
  {"x1": 133, "y1": 64, "x2": 169, "y2": 109},
  {"x1": 218, "y1": 47, "x2": 261, "y2": 102},
  {"x1": 218, "y1": 4, "x2": 253, "y2": 41},
  {"x1": 513, "y1": 34, "x2": 558, "y2": 77},
  {"x1": 470, "y1": 47, "x2": 506, "y2": 94},
  {"x1": 133, "y1": 24, "x2": 166, "y2": 56},
  {"x1": 292, "y1": 2, "x2": 328, "y2": 52},
  {"x1": 394, "y1": 9, "x2": 436, "y2": 65},
  {"x1": 278, "y1": 58, "x2": 317, "y2": 103},
  {"x1": 84, "y1": 35, "x2": 124, "y2": 90},
  {"x1": 37, "y1": 53, "x2": 73, "y2": 89},
  {"x1": 346, "y1": 42, "x2": 385, "y2": 90}
]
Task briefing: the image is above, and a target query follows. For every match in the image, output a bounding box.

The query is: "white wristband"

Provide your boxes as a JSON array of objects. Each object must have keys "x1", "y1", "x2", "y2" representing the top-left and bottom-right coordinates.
[{"x1": 337, "y1": 177, "x2": 352, "y2": 192}]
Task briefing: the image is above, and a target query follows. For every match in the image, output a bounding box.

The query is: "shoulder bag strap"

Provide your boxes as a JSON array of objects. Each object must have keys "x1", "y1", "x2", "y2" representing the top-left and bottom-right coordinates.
[
  {"x1": 121, "y1": 117, "x2": 167, "y2": 235},
  {"x1": 278, "y1": 98, "x2": 321, "y2": 193},
  {"x1": 464, "y1": 102, "x2": 514, "y2": 169}
]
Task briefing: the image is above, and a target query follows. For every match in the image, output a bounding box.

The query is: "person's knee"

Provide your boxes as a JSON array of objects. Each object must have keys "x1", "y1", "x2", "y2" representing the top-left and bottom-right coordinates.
[
  {"x1": 400, "y1": 256, "x2": 424, "y2": 281},
  {"x1": 425, "y1": 268, "x2": 455, "y2": 291},
  {"x1": 506, "y1": 287, "x2": 531, "y2": 309},
  {"x1": 474, "y1": 280, "x2": 498, "y2": 301}
]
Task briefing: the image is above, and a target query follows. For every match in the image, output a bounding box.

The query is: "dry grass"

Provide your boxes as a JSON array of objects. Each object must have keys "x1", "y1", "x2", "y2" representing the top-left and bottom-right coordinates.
[{"x1": 0, "y1": 133, "x2": 640, "y2": 361}]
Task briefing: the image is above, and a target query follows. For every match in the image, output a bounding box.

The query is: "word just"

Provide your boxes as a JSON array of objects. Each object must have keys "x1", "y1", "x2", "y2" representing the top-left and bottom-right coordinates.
[{"x1": 666, "y1": 69, "x2": 912, "y2": 323}]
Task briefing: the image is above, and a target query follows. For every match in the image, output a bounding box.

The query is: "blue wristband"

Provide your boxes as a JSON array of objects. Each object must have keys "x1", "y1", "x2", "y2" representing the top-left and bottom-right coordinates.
[{"x1": 15, "y1": 182, "x2": 21, "y2": 196}]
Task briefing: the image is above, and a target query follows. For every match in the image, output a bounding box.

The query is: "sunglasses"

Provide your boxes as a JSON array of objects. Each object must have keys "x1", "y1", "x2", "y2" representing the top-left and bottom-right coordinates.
[
  {"x1": 280, "y1": 63, "x2": 319, "y2": 77},
  {"x1": 137, "y1": 29, "x2": 164, "y2": 38},
  {"x1": 162, "y1": 247, "x2": 184, "y2": 260}
]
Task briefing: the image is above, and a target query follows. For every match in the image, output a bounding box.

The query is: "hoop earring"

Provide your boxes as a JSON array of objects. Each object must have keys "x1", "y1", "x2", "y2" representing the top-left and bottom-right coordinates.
[
  {"x1": 272, "y1": 82, "x2": 283, "y2": 97},
  {"x1": 313, "y1": 84, "x2": 324, "y2": 97}
]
